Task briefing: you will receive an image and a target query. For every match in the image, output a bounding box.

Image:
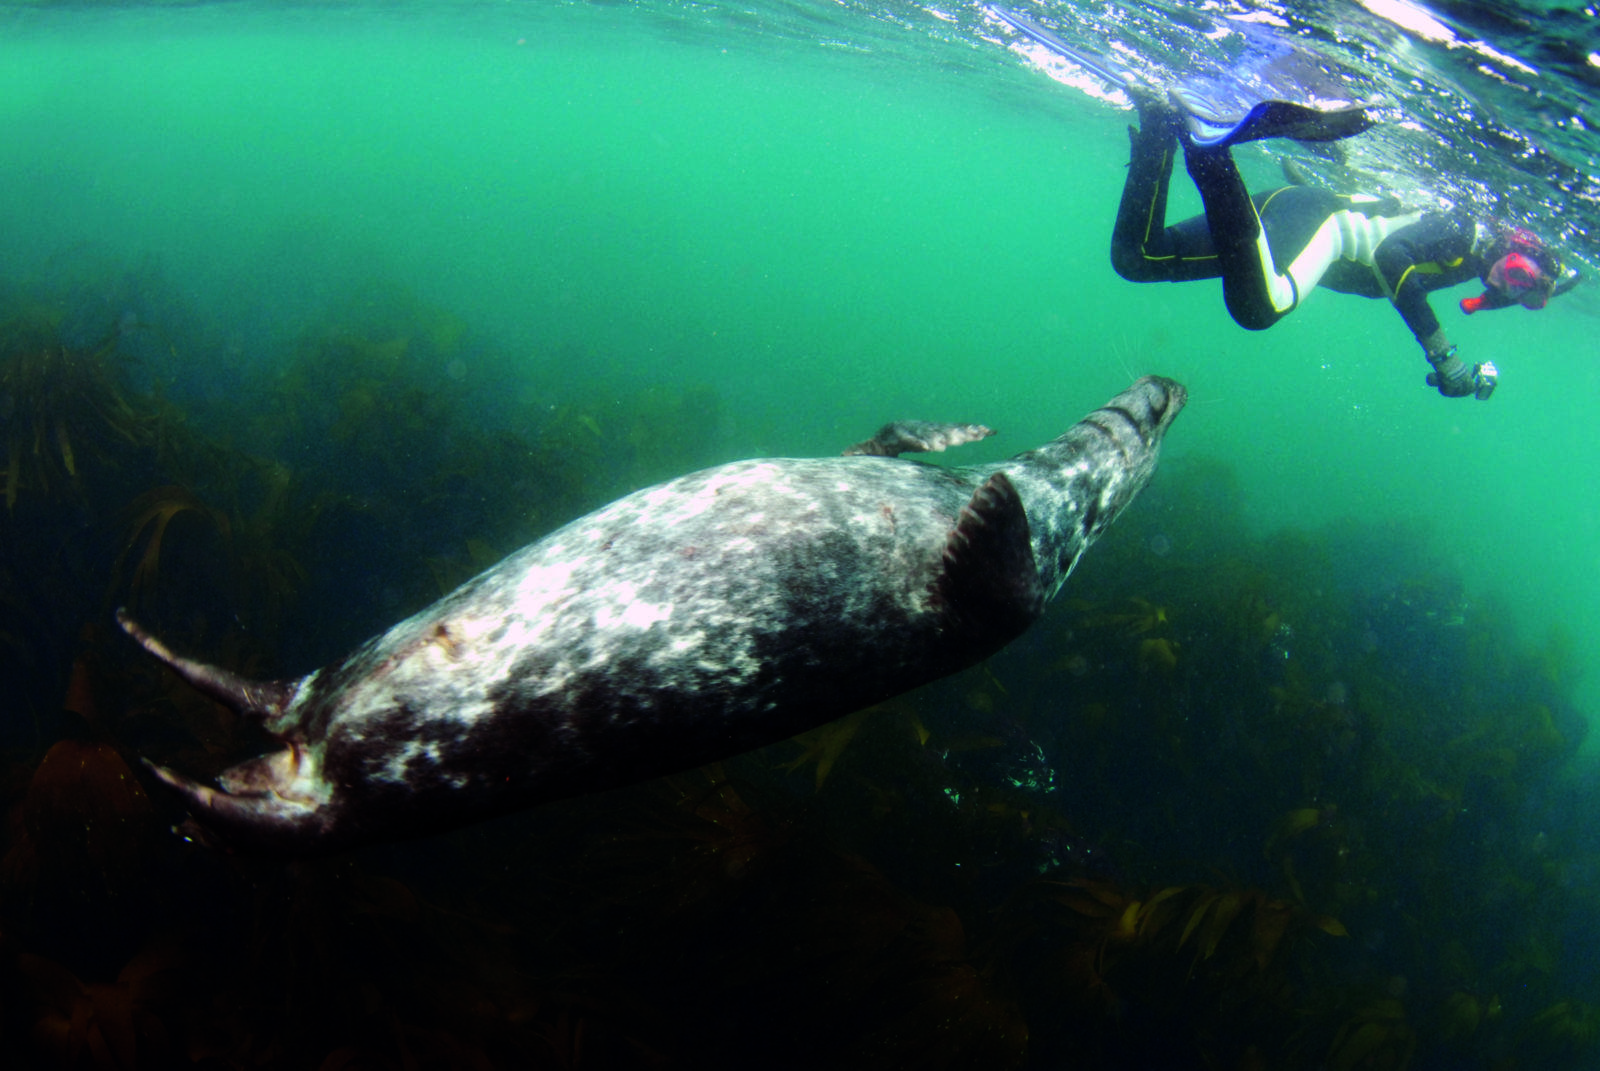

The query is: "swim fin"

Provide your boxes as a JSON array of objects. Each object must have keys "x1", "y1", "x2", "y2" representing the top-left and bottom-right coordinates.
[
  {"x1": 1180, "y1": 97, "x2": 1373, "y2": 148},
  {"x1": 988, "y1": 4, "x2": 1373, "y2": 147}
]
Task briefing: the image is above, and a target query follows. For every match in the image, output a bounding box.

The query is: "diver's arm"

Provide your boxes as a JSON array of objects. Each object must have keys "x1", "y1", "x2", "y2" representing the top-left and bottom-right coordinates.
[
  {"x1": 1371, "y1": 216, "x2": 1476, "y2": 351},
  {"x1": 1372, "y1": 217, "x2": 1495, "y2": 399}
]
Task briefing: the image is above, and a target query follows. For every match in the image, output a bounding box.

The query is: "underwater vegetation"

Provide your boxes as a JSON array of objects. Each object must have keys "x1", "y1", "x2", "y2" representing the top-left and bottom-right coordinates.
[{"x1": 0, "y1": 257, "x2": 1596, "y2": 1069}]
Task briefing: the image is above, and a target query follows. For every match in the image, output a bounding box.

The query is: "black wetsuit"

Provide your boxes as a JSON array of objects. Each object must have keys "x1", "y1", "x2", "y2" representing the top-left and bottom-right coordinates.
[{"x1": 1110, "y1": 119, "x2": 1486, "y2": 349}]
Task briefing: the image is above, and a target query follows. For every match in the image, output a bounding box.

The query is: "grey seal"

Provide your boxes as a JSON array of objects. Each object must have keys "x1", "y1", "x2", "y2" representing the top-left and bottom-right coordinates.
[{"x1": 121, "y1": 375, "x2": 1185, "y2": 852}]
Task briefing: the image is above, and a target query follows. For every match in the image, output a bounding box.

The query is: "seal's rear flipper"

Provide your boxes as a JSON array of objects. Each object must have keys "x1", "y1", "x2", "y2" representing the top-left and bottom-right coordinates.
[
  {"x1": 144, "y1": 758, "x2": 330, "y2": 853},
  {"x1": 932, "y1": 473, "x2": 1043, "y2": 640},
  {"x1": 845, "y1": 421, "x2": 995, "y2": 458},
  {"x1": 117, "y1": 609, "x2": 298, "y2": 720}
]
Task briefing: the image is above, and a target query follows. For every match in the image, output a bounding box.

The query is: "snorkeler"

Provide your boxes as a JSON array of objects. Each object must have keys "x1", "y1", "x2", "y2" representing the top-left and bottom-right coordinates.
[
  {"x1": 987, "y1": 3, "x2": 1578, "y2": 402},
  {"x1": 1111, "y1": 93, "x2": 1577, "y2": 401}
]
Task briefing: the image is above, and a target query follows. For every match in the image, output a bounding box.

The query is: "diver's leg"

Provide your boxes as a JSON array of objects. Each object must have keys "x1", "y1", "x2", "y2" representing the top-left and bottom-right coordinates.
[
  {"x1": 1110, "y1": 100, "x2": 1220, "y2": 283},
  {"x1": 1182, "y1": 145, "x2": 1299, "y2": 330},
  {"x1": 1255, "y1": 185, "x2": 1361, "y2": 301}
]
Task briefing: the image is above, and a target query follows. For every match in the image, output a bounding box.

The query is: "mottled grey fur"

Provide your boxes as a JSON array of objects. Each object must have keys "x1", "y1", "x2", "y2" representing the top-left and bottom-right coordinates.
[
  {"x1": 844, "y1": 420, "x2": 995, "y2": 457},
  {"x1": 124, "y1": 376, "x2": 1185, "y2": 853}
]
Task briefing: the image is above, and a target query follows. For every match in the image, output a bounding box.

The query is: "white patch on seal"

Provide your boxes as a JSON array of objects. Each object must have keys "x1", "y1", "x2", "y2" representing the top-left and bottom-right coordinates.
[
  {"x1": 381, "y1": 739, "x2": 442, "y2": 785},
  {"x1": 621, "y1": 599, "x2": 672, "y2": 629},
  {"x1": 592, "y1": 580, "x2": 672, "y2": 631},
  {"x1": 513, "y1": 559, "x2": 582, "y2": 615},
  {"x1": 644, "y1": 463, "x2": 782, "y2": 523}
]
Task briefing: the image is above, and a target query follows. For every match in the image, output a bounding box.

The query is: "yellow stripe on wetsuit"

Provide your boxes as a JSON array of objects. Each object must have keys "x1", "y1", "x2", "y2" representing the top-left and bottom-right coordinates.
[
  {"x1": 1388, "y1": 256, "x2": 1464, "y2": 299},
  {"x1": 1136, "y1": 148, "x2": 1218, "y2": 265}
]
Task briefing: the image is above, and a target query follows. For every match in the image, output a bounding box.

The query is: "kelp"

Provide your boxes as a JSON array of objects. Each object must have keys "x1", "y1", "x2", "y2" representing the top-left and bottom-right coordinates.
[
  {"x1": 0, "y1": 262, "x2": 1596, "y2": 1069},
  {"x1": 0, "y1": 308, "x2": 156, "y2": 511}
]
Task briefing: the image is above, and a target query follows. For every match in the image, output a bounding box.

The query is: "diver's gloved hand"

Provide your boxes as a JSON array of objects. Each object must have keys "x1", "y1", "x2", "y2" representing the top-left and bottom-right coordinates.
[
  {"x1": 1425, "y1": 346, "x2": 1497, "y2": 401},
  {"x1": 1425, "y1": 349, "x2": 1475, "y2": 397}
]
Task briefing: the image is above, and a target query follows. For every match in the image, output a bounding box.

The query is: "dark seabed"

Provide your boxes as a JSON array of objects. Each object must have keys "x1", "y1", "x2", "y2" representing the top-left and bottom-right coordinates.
[{"x1": 1, "y1": 0, "x2": 1599, "y2": 1067}]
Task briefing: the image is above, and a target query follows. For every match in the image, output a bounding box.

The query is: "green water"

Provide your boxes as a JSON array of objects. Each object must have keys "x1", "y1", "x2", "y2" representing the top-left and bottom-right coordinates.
[{"x1": 3, "y1": 0, "x2": 1597, "y2": 728}]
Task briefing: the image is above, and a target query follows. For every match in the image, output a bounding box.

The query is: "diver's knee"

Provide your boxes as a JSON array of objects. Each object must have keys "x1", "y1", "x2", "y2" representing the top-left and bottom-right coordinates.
[
  {"x1": 1110, "y1": 242, "x2": 1150, "y2": 282},
  {"x1": 1223, "y1": 292, "x2": 1283, "y2": 331}
]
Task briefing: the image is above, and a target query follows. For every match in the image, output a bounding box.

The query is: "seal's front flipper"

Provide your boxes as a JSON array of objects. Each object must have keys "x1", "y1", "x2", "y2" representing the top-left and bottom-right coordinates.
[
  {"x1": 1181, "y1": 98, "x2": 1372, "y2": 148},
  {"x1": 931, "y1": 473, "x2": 1043, "y2": 642},
  {"x1": 845, "y1": 421, "x2": 995, "y2": 457}
]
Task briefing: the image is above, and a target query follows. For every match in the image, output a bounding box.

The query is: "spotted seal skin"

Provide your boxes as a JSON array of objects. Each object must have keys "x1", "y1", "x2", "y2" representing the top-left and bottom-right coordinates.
[
  {"x1": 843, "y1": 420, "x2": 995, "y2": 457},
  {"x1": 121, "y1": 376, "x2": 1185, "y2": 853}
]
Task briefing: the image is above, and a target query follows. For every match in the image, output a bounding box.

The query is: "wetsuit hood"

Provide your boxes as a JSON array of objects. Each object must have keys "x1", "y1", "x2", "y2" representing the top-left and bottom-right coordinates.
[{"x1": 1461, "y1": 225, "x2": 1566, "y2": 314}]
